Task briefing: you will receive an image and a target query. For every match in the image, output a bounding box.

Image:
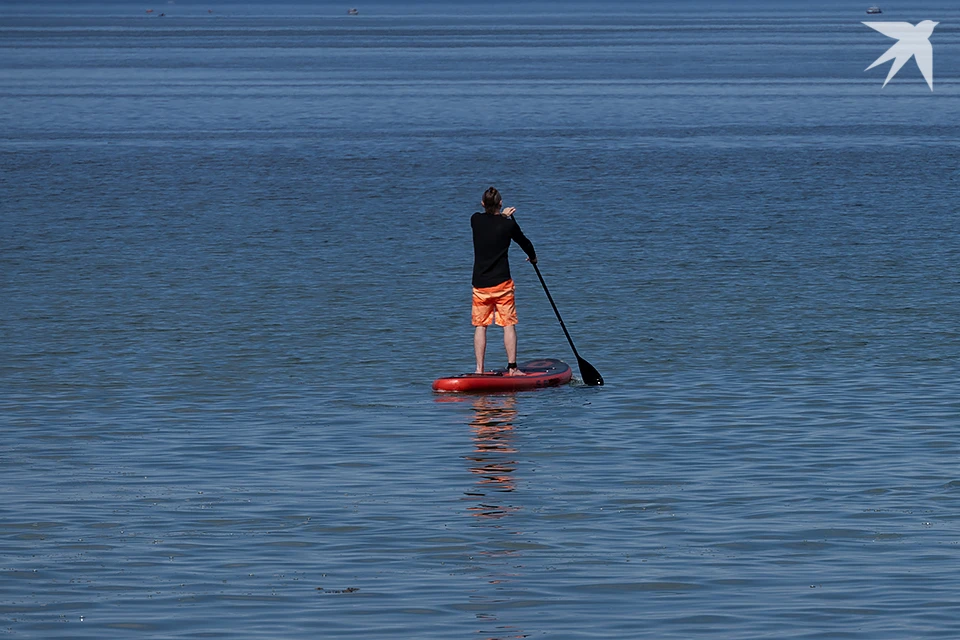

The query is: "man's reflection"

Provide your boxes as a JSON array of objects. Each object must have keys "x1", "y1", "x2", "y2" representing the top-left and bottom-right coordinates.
[
  {"x1": 452, "y1": 394, "x2": 530, "y2": 640},
  {"x1": 464, "y1": 394, "x2": 519, "y2": 520}
]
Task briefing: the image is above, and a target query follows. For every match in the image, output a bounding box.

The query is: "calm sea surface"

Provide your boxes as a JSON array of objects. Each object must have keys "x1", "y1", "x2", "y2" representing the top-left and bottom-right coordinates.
[{"x1": 4, "y1": 1, "x2": 960, "y2": 637}]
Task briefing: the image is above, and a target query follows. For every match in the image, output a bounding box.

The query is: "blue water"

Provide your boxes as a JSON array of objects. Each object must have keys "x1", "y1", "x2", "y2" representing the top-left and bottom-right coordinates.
[{"x1": 4, "y1": 1, "x2": 960, "y2": 637}]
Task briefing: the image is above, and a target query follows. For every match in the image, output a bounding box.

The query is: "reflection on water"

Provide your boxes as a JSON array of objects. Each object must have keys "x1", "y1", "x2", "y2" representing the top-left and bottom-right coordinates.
[
  {"x1": 464, "y1": 395, "x2": 520, "y2": 520},
  {"x1": 463, "y1": 395, "x2": 530, "y2": 640}
]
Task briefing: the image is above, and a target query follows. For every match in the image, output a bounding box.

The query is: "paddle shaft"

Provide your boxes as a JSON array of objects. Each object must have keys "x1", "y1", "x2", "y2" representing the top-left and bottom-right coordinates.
[{"x1": 532, "y1": 262, "x2": 582, "y2": 360}]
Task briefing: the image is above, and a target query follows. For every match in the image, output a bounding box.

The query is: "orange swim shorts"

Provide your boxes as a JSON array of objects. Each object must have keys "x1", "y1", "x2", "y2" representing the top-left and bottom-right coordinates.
[{"x1": 472, "y1": 279, "x2": 518, "y2": 327}]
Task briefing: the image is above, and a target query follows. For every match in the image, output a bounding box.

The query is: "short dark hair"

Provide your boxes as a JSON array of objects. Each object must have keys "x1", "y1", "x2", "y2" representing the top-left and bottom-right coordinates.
[{"x1": 481, "y1": 186, "x2": 502, "y2": 212}]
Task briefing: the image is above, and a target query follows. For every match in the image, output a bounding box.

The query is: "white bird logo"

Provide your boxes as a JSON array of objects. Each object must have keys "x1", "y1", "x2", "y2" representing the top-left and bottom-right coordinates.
[{"x1": 863, "y1": 20, "x2": 938, "y2": 90}]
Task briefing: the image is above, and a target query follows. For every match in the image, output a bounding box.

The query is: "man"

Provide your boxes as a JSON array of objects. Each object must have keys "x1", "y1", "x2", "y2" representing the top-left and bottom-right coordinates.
[{"x1": 471, "y1": 187, "x2": 537, "y2": 375}]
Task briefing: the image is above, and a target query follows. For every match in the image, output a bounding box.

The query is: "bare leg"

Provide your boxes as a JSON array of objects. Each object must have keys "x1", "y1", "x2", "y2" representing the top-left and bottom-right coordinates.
[
  {"x1": 503, "y1": 324, "x2": 522, "y2": 375},
  {"x1": 474, "y1": 325, "x2": 487, "y2": 373}
]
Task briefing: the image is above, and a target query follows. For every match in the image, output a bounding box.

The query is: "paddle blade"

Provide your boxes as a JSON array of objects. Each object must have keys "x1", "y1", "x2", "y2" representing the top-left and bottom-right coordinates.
[{"x1": 577, "y1": 357, "x2": 603, "y2": 386}]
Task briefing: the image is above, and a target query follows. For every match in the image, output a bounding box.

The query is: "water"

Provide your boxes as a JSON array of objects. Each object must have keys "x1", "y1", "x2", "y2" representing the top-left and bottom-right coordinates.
[{"x1": 4, "y1": 1, "x2": 960, "y2": 637}]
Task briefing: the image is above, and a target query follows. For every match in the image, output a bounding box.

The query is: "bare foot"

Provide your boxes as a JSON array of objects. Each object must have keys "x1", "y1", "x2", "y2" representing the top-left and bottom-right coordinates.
[{"x1": 506, "y1": 368, "x2": 527, "y2": 376}]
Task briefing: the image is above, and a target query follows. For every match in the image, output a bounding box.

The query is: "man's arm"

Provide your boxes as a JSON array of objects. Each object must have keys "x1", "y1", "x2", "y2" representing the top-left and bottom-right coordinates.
[{"x1": 511, "y1": 221, "x2": 537, "y2": 265}]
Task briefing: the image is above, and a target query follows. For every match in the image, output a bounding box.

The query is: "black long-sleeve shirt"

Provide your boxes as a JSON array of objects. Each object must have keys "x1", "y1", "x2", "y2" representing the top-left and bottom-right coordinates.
[{"x1": 471, "y1": 212, "x2": 537, "y2": 288}]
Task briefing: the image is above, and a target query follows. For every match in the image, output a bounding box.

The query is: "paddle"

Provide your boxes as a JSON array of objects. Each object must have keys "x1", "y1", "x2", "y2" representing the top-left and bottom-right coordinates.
[{"x1": 530, "y1": 261, "x2": 604, "y2": 387}]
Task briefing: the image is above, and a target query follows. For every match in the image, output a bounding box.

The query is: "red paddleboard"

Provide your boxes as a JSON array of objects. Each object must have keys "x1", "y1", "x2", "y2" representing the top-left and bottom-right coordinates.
[{"x1": 433, "y1": 358, "x2": 572, "y2": 393}]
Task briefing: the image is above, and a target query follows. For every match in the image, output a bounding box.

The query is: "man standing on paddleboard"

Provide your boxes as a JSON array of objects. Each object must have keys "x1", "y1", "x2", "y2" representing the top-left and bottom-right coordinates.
[{"x1": 471, "y1": 187, "x2": 537, "y2": 375}]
